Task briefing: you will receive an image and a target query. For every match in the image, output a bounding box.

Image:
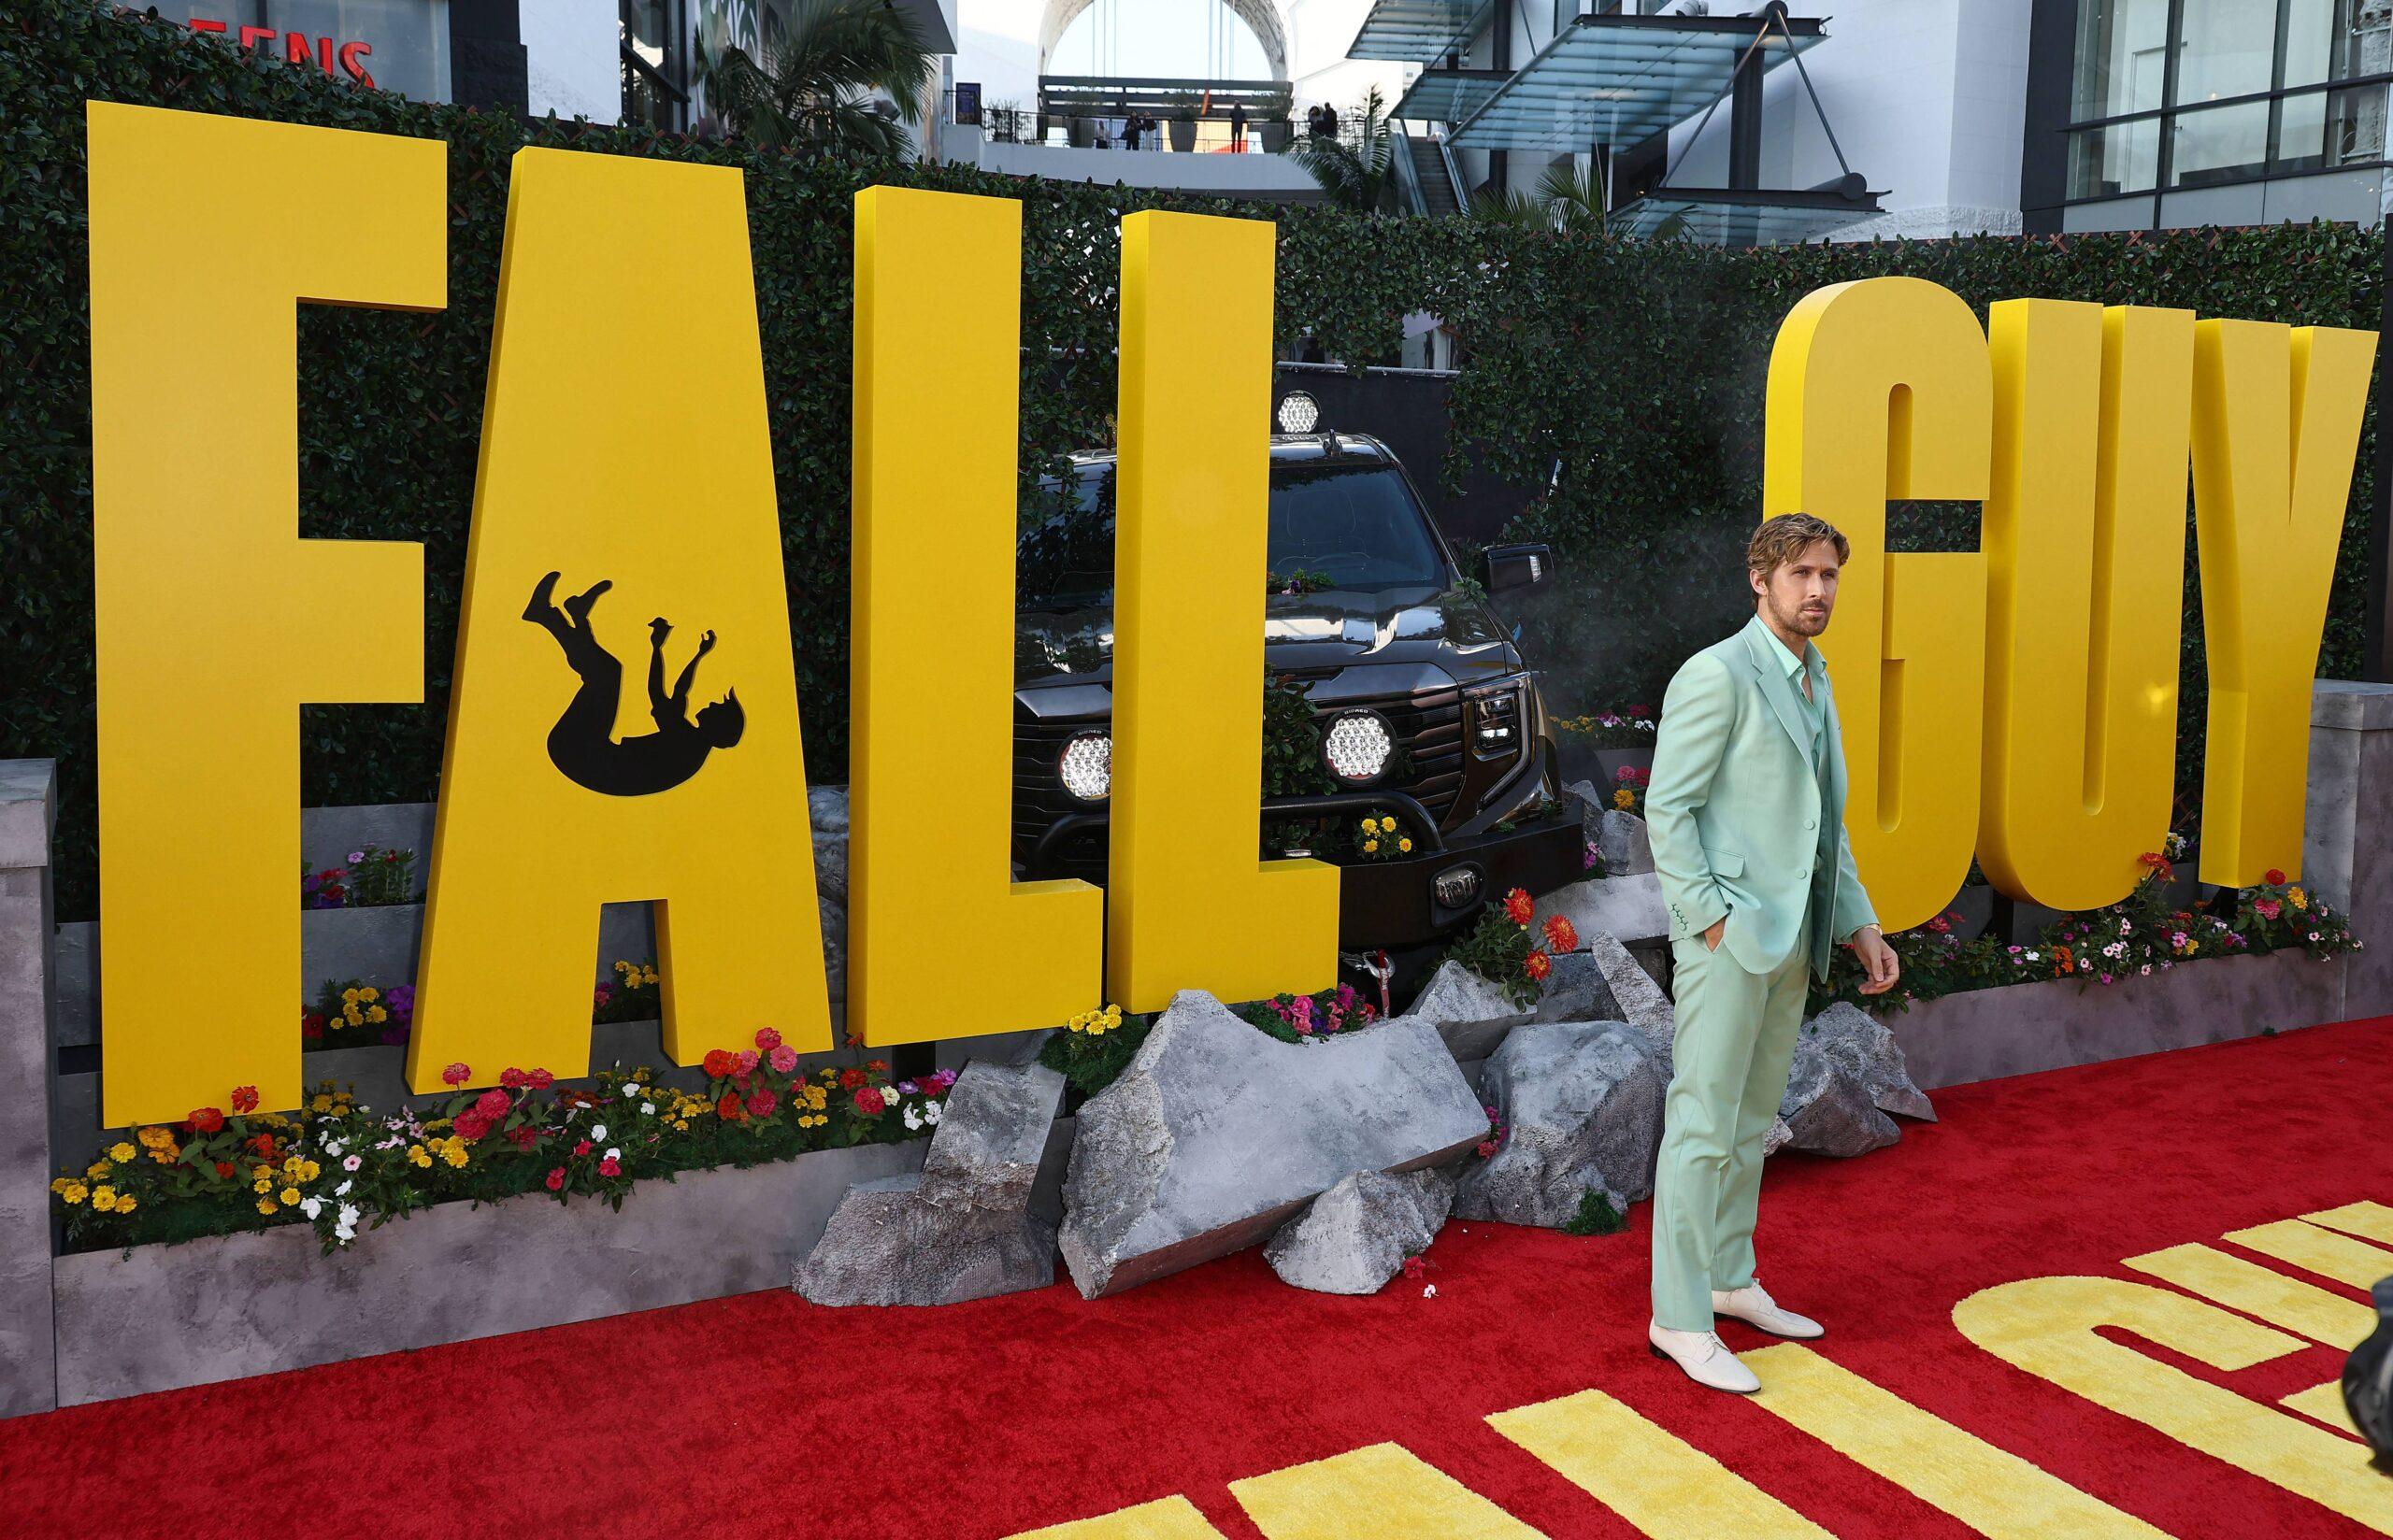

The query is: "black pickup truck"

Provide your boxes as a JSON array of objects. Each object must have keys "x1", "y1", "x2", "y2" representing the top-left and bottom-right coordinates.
[{"x1": 1010, "y1": 428, "x2": 1583, "y2": 952}]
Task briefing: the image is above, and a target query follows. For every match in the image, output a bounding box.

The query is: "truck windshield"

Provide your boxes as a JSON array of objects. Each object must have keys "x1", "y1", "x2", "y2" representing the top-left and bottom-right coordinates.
[{"x1": 1019, "y1": 462, "x2": 1451, "y2": 610}]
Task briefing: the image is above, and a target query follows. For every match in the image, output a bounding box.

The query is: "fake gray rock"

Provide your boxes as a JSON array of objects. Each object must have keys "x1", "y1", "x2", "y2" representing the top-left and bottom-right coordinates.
[
  {"x1": 1454, "y1": 1021, "x2": 1668, "y2": 1227},
  {"x1": 1531, "y1": 949, "x2": 1622, "y2": 1024},
  {"x1": 1404, "y1": 959, "x2": 1534, "y2": 1061},
  {"x1": 1588, "y1": 931, "x2": 1675, "y2": 1047},
  {"x1": 1776, "y1": 1048, "x2": 1901, "y2": 1158},
  {"x1": 1563, "y1": 778, "x2": 1608, "y2": 842},
  {"x1": 1799, "y1": 1002, "x2": 1937, "y2": 1122},
  {"x1": 809, "y1": 785, "x2": 850, "y2": 905},
  {"x1": 1265, "y1": 1168, "x2": 1455, "y2": 1295},
  {"x1": 795, "y1": 1060, "x2": 1067, "y2": 1306},
  {"x1": 1059, "y1": 991, "x2": 1485, "y2": 1299},
  {"x1": 794, "y1": 1174, "x2": 1055, "y2": 1306},
  {"x1": 1763, "y1": 1116, "x2": 1794, "y2": 1158},
  {"x1": 1599, "y1": 810, "x2": 1655, "y2": 876}
]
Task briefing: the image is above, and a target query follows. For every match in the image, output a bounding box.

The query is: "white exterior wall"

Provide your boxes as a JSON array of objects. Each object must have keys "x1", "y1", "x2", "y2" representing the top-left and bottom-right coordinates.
[
  {"x1": 523, "y1": 0, "x2": 623, "y2": 123},
  {"x1": 1666, "y1": 0, "x2": 2033, "y2": 239}
]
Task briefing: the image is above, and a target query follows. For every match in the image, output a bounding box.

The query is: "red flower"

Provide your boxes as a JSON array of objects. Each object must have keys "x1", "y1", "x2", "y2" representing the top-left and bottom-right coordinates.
[
  {"x1": 703, "y1": 1049, "x2": 735, "y2": 1079},
  {"x1": 838, "y1": 1067, "x2": 867, "y2": 1090},
  {"x1": 745, "y1": 1088, "x2": 777, "y2": 1119},
  {"x1": 189, "y1": 1106, "x2": 225, "y2": 1134},
  {"x1": 301, "y1": 1014, "x2": 324, "y2": 1041},
  {"x1": 231, "y1": 1086, "x2": 260, "y2": 1113},
  {"x1": 1541, "y1": 915, "x2": 1579, "y2": 954},
  {"x1": 527, "y1": 1068, "x2": 553, "y2": 1090},
  {"x1": 717, "y1": 1091, "x2": 746, "y2": 1122},
  {"x1": 754, "y1": 1027, "x2": 782, "y2": 1052},
  {"x1": 867, "y1": 1060, "x2": 889, "y2": 1075},
  {"x1": 598, "y1": 1156, "x2": 622, "y2": 1177},
  {"x1": 247, "y1": 1134, "x2": 277, "y2": 1159},
  {"x1": 1475, "y1": 1140, "x2": 1497, "y2": 1159},
  {"x1": 213, "y1": 1161, "x2": 235, "y2": 1179},
  {"x1": 472, "y1": 1089, "x2": 510, "y2": 1120},
  {"x1": 544, "y1": 1167, "x2": 566, "y2": 1191},
  {"x1": 506, "y1": 1125, "x2": 537, "y2": 1149},
  {"x1": 1523, "y1": 949, "x2": 1553, "y2": 983},
  {"x1": 500, "y1": 1067, "x2": 528, "y2": 1089},
  {"x1": 2265, "y1": 867, "x2": 2286, "y2": 886},
  {"x1": 1502, "y1": 888, "x2": 1535, "y2": 926},
  {"x1": 574, "y1": 1139, "x2": 593, "y2": 1158},
  {"x1": 1926, "y1": 913, "x2": 1950, "y2": 934},
  {"x1": 441, "y1": 1062, "x2": 471, "y2": 1088},
  {"x1": 1402, "y1": 1256, "x2": 1426, "y2": 1279},
  {"x1": 454, "y1": 1110, "x2": 491, "y2": 1142},
  {"x1": 853, "y1": 1087, "x2": 887, "y2": 1117}
]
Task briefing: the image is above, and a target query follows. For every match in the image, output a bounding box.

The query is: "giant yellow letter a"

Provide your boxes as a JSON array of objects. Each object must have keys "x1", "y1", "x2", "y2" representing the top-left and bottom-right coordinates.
[
  {"x1": 89, "y1": 105, "x2": 441, "y2": 1122},
  {"x1": 2190, "y1": 319, "x2": 2376, "y2": 888},
  {"x1": 1107, "y1": 211, "x2": 1340, "y2": 1010},
  {"x1": 408, "y1": 150, "x2": 826, "y2": 1092},
  {"x1": 1766, "y1": 278, "x2": 1990, "y2": 933},
  {"x1": 848, "y1": 186, "x2": 1104, "y2": 1045}
]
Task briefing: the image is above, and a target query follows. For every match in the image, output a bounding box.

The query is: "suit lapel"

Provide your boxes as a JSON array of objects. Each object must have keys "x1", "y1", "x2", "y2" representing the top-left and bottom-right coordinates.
[{"x1": 1739, "y1": 619, "x2": 1815, "y2": 771}]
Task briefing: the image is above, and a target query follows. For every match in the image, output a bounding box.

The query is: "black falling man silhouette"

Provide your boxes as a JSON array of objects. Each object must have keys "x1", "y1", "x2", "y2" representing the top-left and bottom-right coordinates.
[{"x1": 523, "y1": 571, "x2": 744, "y2": 796}]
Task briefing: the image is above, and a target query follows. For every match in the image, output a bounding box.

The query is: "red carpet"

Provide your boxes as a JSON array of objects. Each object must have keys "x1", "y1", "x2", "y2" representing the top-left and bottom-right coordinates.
[{"x1": 6, "y1": 1017, "x2": 2392, "y2": 1538}]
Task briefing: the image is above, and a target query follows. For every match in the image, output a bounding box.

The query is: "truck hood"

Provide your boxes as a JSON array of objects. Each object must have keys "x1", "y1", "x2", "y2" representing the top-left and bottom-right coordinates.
[{"x1": 1015, "y1": 584, "x2": 1524, "y2": 700}]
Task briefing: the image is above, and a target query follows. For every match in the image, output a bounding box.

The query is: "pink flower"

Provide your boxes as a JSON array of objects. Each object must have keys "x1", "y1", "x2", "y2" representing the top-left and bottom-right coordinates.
[
  {"x1": 2257, "y1": 899, "x2": 2282, "y2": 920},
  {"x1": 754, "y1": 1027, "x2": 782, "y2": 1051},
  {"x1": 734, "y1": 1048, "x2": 759, "y2": 1075},
  {"x1": 527, "y1": 1068, "x2": 553, "y2": 1090},
  {"x1": 853, "y1": 1087, "x2": 886, "y2": 1117},
  {"x1": 767, "y1": 1045, "x2": 798, "y2": 1074},
  {"x1": 745, "y1": 1088, "x2": 777, "y2": 1119},
  {"x1": 1402, "y1": 1256, "x2": 1426, "y2": 1279},
  {"x1": 500, "y1": 1068, "x2": 527, "y2": 1089},
  {"x1": 1476, "y1": 1139, "x2": 1497, "y2": 1159},
  {"x1": 441, "y1": 1062, "x2": 471, "y2": 1087},
  {"x1": 544, "y1": 1167, "x2": 565, "y2": 1191},
  {"x1": 454, "y1": 1109, "x2": 490, "y2": 1141},
  {"x1": 598, "y1": 1156, "x2": 621, "y2": 1177},
  {"x1": 473, "y1": 1089, "x2": 510, "y2": 1120}
]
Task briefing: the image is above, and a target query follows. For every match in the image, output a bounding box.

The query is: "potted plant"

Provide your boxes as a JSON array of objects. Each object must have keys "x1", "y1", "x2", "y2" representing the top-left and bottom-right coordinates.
[{"x1": 1165, "y1": 90, "x2": 1200, "y2": 152}]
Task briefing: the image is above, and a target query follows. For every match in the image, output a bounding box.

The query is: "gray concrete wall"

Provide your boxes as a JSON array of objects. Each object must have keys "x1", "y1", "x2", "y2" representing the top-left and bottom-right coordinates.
[
  {"x1": 1884, "y1": 946, "x2": 2348, "y2": 1091},
  {"x1": 0, "y1": 762, "x2": 57, "y2": 1417},
  {"x1": 2306, "y1": 679, "x2": 2393, "y2": 1020},
  {"x1": 51, "y1": 1135, "x2": 925, "y2": 1406}
]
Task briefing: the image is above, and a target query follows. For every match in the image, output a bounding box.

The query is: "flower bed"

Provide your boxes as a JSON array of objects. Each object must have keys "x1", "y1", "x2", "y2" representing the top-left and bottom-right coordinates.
[
  {"x1": 1447, "y1": 887, "x2": 1580, "y2": 1007},
  {"x1": 51, "y1": 1027, "x2": 949, "y2": 1256},
  {"x1": 301, "y1": 843, "x2": 417, "y2": 908}
]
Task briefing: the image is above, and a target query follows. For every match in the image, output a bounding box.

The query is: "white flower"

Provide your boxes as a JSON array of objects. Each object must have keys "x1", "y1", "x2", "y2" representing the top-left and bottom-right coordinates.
[
  {"x1": 2310, "y1": 931, "x2": 2322, "y2": 942},
  {"x1": 2138, "y1": 964, "x2": 2151, "y2": 976},
  {"x1": 604, "y1": 1148, "x2": 619, "y2": 1162},
  {"x1": 640, "y1": 1103, "x2": 655, "y2": 1116},
  {"x1": 1423, "y1": 1284, "x2": 1438, "y2": 1299},
  {"x1": 300, "y1": 1196, "x2": 323, "y2": 1219},
  {"x1": 924, "y1": 1102, "x2": 943, "y2": 1125},
  {"x1": 2023, "y1": 950, "x2": 2039, "y2": 962},
  {"x1": 335, "y1": 1179, "x2": 352, "y2": 1197},
  {"x1": 591, "y1": 1124, "x2": 608, "y2": 1142},
  {"x1": 343, "y1": 1154, "x2": 362, "y2": 1172},
  {"x1": 904, "y1": 1105, "x2": 924, "y2": 1131}
]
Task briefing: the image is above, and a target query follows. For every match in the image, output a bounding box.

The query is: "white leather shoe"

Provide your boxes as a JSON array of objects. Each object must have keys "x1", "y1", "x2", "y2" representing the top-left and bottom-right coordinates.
[
  {"x1": 1712, "y1": 1278, "x2": 1823, "y2": 1339},
  {"x1": 1648, "y1": 1319, "x2": 1762, "y2": 1394}
]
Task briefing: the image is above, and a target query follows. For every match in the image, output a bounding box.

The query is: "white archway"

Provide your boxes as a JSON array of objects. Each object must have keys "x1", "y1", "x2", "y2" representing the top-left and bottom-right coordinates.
[{"x1": 1037, "y1": 0, "x2": 1294, "y2": 81}]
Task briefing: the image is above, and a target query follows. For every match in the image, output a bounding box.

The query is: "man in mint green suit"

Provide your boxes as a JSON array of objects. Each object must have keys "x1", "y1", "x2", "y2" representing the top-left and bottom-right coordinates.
[{"x1": 1642, "y1": 513, "x2": 1899, "y2": 1394}]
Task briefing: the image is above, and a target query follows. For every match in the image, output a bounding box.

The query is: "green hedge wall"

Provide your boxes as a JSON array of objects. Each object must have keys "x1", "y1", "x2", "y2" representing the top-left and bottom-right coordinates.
[{"x1": 3, "y1": 1, "x2": 2381, "y2": 919}]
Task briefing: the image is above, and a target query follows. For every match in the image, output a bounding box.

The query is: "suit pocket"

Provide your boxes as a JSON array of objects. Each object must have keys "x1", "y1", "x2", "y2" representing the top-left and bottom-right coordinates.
[{"x1": 1702, "y1": 845, "x2": 1745, "y2": 878}]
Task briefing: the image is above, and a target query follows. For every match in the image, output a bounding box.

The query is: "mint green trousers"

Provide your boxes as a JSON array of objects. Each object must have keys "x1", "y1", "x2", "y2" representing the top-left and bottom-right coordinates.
[{"x1": 1649, "y1": 920, "x2": 1813, "y2": 1331}]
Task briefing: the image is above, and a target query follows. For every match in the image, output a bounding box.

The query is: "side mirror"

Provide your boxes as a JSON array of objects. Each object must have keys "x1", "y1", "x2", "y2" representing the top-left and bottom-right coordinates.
[{"x1": 1483, "y1": 543, "x2": 1554, "y2": 592}]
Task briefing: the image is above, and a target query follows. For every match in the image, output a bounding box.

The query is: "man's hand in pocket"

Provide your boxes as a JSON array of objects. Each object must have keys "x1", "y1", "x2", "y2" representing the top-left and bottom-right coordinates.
[{"x1": 1703, "y1": 917, "x2": 1726, "y2": 952}]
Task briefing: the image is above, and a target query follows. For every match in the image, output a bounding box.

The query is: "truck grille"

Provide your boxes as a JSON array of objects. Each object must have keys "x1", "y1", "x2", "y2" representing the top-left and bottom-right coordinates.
[{"x1": 1012, "y1": 681, "x2": 1468, "y2": 877}]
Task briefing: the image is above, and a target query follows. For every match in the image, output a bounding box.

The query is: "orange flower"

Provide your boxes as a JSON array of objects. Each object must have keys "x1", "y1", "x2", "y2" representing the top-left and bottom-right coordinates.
[
  {"x1": 1502, "y1": 888, "x2": 1535, "y2": 926},
  {"x1": 1541, "y1": 914, "x2": 1579, "y2": 953},
  {"x1": 1524, "y1": 949, "x2": 1553, "y2": 983}
]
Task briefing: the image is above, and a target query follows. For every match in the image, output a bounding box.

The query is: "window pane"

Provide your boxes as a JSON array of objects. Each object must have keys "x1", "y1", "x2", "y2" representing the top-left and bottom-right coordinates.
[
  {"x1": 2329, "y1": 81, "x2": 2390, "y2": 164},
  {"x1": 2286, "y1": 0, "x2": 2393, "y2": 87},
  {"x1": 2171, "y1": 99, "x2": 2271, "y2": 185},
  {"x1": 2174, "y1": 0, "x2": 2278, "y2": 105},
  {"x1": 2276, "y1": 88, "x2": 2329, "y2": 171},
  {"x1": 2070, "y1": 119, "x2": 2162, "y2": 195},
  {"x1": 2071, "y1": 0, "x2": 2171, "y2": 119}
]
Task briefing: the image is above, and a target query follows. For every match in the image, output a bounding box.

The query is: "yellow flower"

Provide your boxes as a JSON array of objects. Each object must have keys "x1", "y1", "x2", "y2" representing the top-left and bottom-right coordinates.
[
  {"x1": 296, "y1": 1161, "x2": 321, "y2": 1182},
  {"x1": 59, "y1": 1182, "x2": 87, "y2": 1205},
  {"x1": 311, "y1": 1093, "x2": 335, "y2": 1113},
  {"x1": 50, "y1": 1176, "x2": 72, "y2": 1194},
  {"x1": 673, "y1": 1119, "x2": 690, "y2": 1132},
  {"x1": 117, "y1": 1196, "x2": 137, "y2": 1213},
  {"x1": 86, "y1": 1159, "x2": 112, "y2": 1180},
  {"x1": 343, "y1": 1006, "x2": 364, "y2": 1027},
  {"x1": 1363, "y1": 839, "x2": 1380, "y2": 854},
  {"x1": 360, "y1": 987, "x2": 379, "y2": 1003},
  {"x1": 1613, "y1": 789, "x2": 1636, "y2": 810},
  {"x1": 279, "y1": 1187, "x2": 301, "y2": 1205},
  {"x1": 90, "y1": 1188, "x2": 119, "y2": 1213},
  {"x1": 366, "y1": 1005, "x2": 388, "y2": 1024},
  {"x1": 282, "y1": 1155, "x2": 305, "y2": 1176},
  {"x1": 2288, "y1": 887, "x2": 2308, "y2": 910},
  {"x1": 253, "y1": 1177, "x2": 272, "y2": 1195},
  {"x1": 1398, "y1": 837, "x2": 1413, "y2": 853},
  {"x1": 137, "y1": 1125, "x2": 173, "y2": 1148},
  {"x1": 341, "y1": 988, "x2": 360, "y2": 1005},
  {"x1": 108, "y1": 1141, "x2": 136, "y2": 1163},
  {"x1": 408, "y1": 1144, "x2": 431, "y2": 1167},
  {"x1": 257, "y1": 1198, "x2": 278, "y2": 1216}
]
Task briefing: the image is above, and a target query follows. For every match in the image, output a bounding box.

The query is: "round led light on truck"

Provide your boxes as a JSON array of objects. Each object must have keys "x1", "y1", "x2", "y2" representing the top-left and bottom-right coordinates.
[
  {"x1": 1275, "y1": 391, "x2": 1320, "y2": 434},
  {"x1": 1323, "y1": 711, "x2": 1393, "y2": 783},
  {"x1": 1058, "y1": 732, "x2": 1111, "y2": 802}
]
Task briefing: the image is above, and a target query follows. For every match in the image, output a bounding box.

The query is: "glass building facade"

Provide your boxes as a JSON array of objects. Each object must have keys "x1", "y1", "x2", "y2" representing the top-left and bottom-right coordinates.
[{"x1": 2030, "y1": 0, "x2": 2393, "y2": 230}]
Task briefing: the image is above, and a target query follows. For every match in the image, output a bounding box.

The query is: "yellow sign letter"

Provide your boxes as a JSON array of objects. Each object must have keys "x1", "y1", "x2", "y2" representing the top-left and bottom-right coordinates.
[
  {"x1": 89, "y1": 104, "x2": 442, "y2": 1122},
  {"x1": 1107, "y1": 211, "x2": 1340, "y2": 1010},
  {"x1": 408, "y1": 149, "x2": 826, "y2": 1092},
  {"x1": 2189, "y1": 319, "x2": 2376, "y2": 887},
  {"x1": 847, "y1": 186, "x2": 1103, "y2": 1046},
  {"x1": 1765, "y1": 278, "x2": 1991, "y2": 933},
  {"x1": 1979, "y1": 301, "x2": 2193, "y2": 910}
]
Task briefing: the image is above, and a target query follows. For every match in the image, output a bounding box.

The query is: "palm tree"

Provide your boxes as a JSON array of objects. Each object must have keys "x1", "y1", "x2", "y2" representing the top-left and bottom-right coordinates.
[
  {"x1": 1469, "y1": 161, "x2": 1608, "y2": 232},
  {"x1": 699, "y1": 0, "x2": 936, "y2": 158},
  {"x1": 1295, "y1": 85, "x2": 1397, "y2": 214}
]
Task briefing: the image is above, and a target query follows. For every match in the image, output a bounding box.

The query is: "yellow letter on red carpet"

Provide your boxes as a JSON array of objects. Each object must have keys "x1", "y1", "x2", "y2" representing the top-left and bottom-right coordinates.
[
  {"x1": 1106, "y1": 210, "x2": 1340, "y2": 1011},
  {"x1": 408, "y1": 149, "x2": 826, "y2": 1092},
  {"x1": 1765, "y1": 278, "x2": 1991, "y2": 933},
  {"x1": 2189, "y1": 319, "x2": 2376, "y2": 888},
  {"x1": 88, "y1": 104, "x2": 442, "y2": 1122},
  {"x1": 847, "y1": 186, "x2": 1104, "y2": 1047}
]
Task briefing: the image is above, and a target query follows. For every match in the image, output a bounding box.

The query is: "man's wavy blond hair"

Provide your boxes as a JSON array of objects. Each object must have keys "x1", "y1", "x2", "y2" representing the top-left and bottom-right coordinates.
[{"x1": 1746, "y1": 513, "x2": 1850, "y2": 579}]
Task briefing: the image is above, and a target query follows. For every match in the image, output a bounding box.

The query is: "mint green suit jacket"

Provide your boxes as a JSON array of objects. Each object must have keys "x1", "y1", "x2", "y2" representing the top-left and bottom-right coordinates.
[{"x1": 1647, "y1": 614, "x2": 1878, "y2": 981}]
